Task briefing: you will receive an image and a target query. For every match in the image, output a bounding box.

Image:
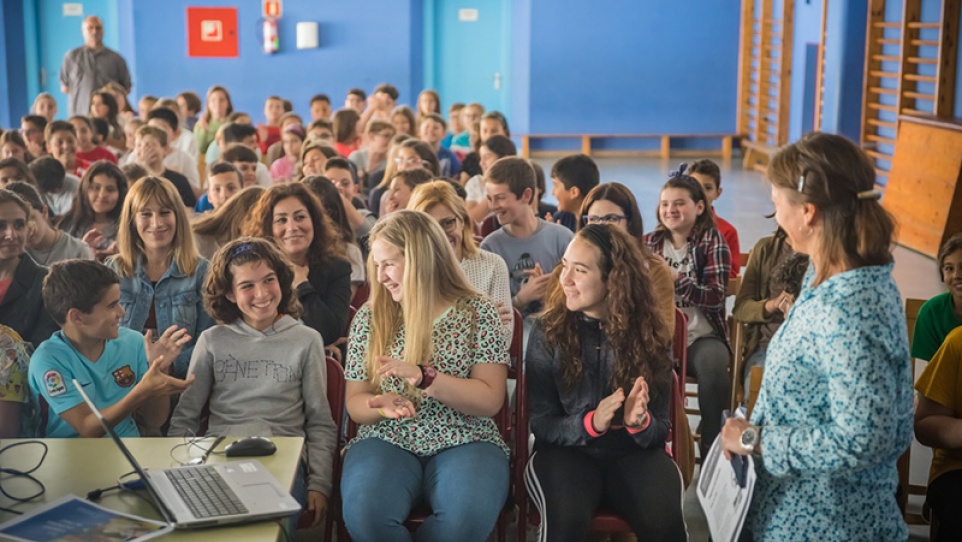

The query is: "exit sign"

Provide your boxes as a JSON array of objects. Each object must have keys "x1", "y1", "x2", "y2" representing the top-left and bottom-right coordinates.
[{"x1": 263, "y1": 0, "x2": 282, "y2": 18}]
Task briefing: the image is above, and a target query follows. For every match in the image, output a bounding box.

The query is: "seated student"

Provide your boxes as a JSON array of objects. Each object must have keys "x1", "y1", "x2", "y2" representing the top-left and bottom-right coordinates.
[
  {"x1": 131, "y1": 125, "x2": 196, "y2": 208},
  {"x1": 169, "y1": 237, "x2": 336, "y2": 525},
  {"x1": 244, "y1": 184, "x2": 351, "y2": 346},
  {"x1": 0, "y1": 158, "x2": 37, "y2": 190},
  {"x1": 1, "y1": 131, "x2": 34, "y2": 164},
  {"x1": 6, "y1": 181, "x2": 93, "y2": 265},
  {"x1": 32, "y1": 92, "x2": 58, "y2": 123},
  {"x1": 152, "y1": 98, "x2": 199, "y2": 161},
  {"x1": 192, "y1": 186, "x2": 265, "y2": 260},
  {"x1": 89, "y1": 91, "x2": 126, "y2": 152},
  {"x1": 580, "y1": 182, "x2": 675, "y2": 336},
  {"x1": 385, "y1": 167, "x2": 434, "y2": 214},
  {"x1": 142, "y1": 107, "x2": 201, "y2": 192},
  {"x1": 344, "y1": 88, "x2": 366, "y2": 113},
  {"x1": 220, "y1": 122, "x2": 273, "y2": 188},
  {"x1": 732, "y1": 228, "x2": 801, "y2": 393},
  {"x1": 29, "y1": 156, "x2": 79, "y2": 218},
  {"x1": 390, "y1": 105, "x2": 417, "y2": 138},
  {"x1": 204, "y1": 112, "x2": 253, "y2": 165},
  {"x1": 257, "y1": 95, "x2": 285, "y2": 155},
  {"x1": 0, "y1": 324, "x2": 34, "y2": 437},
  {"x1": 269, "y1": 124, "x2": 306, "y2": 183},
  {"x1": 688, "y1": 159, "x2": 740, "y2": 278},
  {"x1": 451, "y1": 103, "x2": 485, "y2": 154},
  {"x1": 914, "y1": 233, "x2": 962, "y2": 361},
  {"x1": 341, "y1": 210, "x2": 509, "y2": 542},
  {"x1": 303, "y1": 175, "x2": 366, "y2": 303},
  {"x1": 333, "y1": 109, "x2": 362, "y2": 158},
  {"x1": 99, "y1": 81, "x2": 135, "y2": 126},
  {"x1": 525, "y1": 225, "x2": 686, "y2": 542},
  {"x1": 60, "y1": 161, "x2": 129, "y2": 261},
  {"x1": 359, "y1": 84, "x2": 400, "y2": 132},
  {"x1": 122, "y1": 118, "x2": 144, "y2": 158},
  {"x1": 366, "y1": 134, "x2": 413, "y2": 216},
  {"x1": 416, "y1": 89, "x2": 441, "y2": 120},
  {"x1": 220, "y1": 145, "x2": 259, "y2": 189},
  {"x1": 310, "y1": 93, "x2": 332, "y2": 121},
  {"x1": 307, "y1": 118, "x2": 336, "y2": 145},
  {"x1": 481, "y1": 157, "x2": 573, "y2": 323},
  {"x1": 467, "y1": 135, "x2": 517, "y2": 224},
  {"x1": 176, "y1": 90, "x2": 202, "y2": 131},
  {"x1": 28, "y1": 259, "x2": 192, "y2": 438},
  {"x1": 375, "y1": 140, "x2": 440, "y2": 217},
  {"x1": 349, "y1": 120, "x2": 395, "y2": 187},
  {"x1": 441, "y1": 102, "x2": 464, "y2": 149},
  {"x1": 21, "y1": 115, "x2": 48, "y2": 158},
  {"x1": 120, "y1": 163, "x2": 148, "y2": 185},
  {"x1": 70, "y1": 116, "x2": 117, "y2": 165},
  {"x1": 137, "y1": 95, "x2": 158, "y2": 120},
  {"x1": 0, "y1": 189, "x2": 58, "y2": 348},
  {"x1": 644, "y1": 167, "x2": 730, "y2": 457},
  {"x1": 915, "y1": 326, "x2": 962, "y2": 542},
  {"x1": 194, "y1": 162, "x2": 242, "y2": 214},
  {"x1": 193, "y1": 85, "x2": 233, "y2": 155},
  {"x1": 45, "y1": 120, "x2": 89, "y2": 177},
  {"x1": 410, "y1": 180, "x2": 513, "y2": 334},
  {"x1": 531, "y1": 160, "x2": 557, "y2": 219},
  {"x1": 265, "y1": 113, "x2": 305, "y2": 166},
  {"x1": 90, "y1": 118, "x2": 116, "y2": 158},
  {"x1": 323, "y1": 157, "x2": 376, "y2": 240},
  {"x1": 419, "y1": 113, "x2": 461, "y2": 178},
  {"x1": 549, "y1": 153, "x2": 600, "y2": 232},
  {"x1": 107, "y1": 176, "x2": 215, "y2": 379}
]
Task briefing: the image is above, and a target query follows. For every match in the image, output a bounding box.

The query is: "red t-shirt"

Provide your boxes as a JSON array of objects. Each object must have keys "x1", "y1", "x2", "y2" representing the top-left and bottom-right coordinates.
[
  {"x1": 258, "y1": 125, "x2": 281, "y2": 154},
  {"x1": 713, "y1": 211, "x2": 741, "y2": 278},
  {"x1": 77, "y1": 146, "x2": 118, "y2": 164},
  {"x1": 72, "y1": 157, "x2": 91, "y2": 178},
  {"x1": 0, "y1": 279, "x2": 11, "y2": 304},
  {"x1": 335, "y1": 140, "x2": 360, "y2": 158}
]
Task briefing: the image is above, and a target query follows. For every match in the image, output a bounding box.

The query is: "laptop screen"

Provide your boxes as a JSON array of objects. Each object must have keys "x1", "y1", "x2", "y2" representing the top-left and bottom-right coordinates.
[{"x1": 71, "y1": 379, "x2": 175, "y2": 524}]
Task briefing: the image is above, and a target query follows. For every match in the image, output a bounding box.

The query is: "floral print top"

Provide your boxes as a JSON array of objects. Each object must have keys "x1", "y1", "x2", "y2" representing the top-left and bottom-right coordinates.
[
  {"x1": 748, "y1": 263, "x2": 914, "y2": 541},
  {"x1": 345, "y1": 296, "x2": 509, "y2": 457}
]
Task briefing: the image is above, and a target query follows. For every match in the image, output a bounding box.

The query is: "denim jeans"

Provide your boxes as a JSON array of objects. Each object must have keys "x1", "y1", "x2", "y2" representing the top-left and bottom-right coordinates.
[{"x1": 340, "y1": 438, "x2": 509, "y2": 542}]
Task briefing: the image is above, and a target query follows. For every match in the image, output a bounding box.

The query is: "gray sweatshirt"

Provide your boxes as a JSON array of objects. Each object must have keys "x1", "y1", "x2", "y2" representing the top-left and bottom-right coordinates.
[{"x1": 169, "y1": 316, "x2": 337, "y2": 496}]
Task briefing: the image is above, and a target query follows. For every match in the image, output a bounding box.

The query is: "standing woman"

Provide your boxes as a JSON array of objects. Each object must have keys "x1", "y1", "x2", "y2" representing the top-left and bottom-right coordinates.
[
  {"x1": 525, "y1": 225, "x2": 684, "y2": 541},
  {"x1": 721, "y1": 133, "x2": 914, "y2": 540},
  {"x1": 245, "y1": 183, "x2": 351, "y2": 346},
  {"x1": 341, "y1": 210, "x2": 509, "y2": 542},
  {"x1": 108, "y1": 176, "x2": 215, "y2": 380},
  {"x1": 60, "y1": 160, "x2": 129, "y2": 261},
  {"x1": 0, "y1": 189, "x2": 58, "y2": 348}
]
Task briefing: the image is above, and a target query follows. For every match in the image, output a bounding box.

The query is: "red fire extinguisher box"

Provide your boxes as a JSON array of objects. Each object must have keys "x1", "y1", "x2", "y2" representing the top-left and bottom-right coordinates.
[{"x1": 186, "y1": 7, "x2": 239, "y2": 58}]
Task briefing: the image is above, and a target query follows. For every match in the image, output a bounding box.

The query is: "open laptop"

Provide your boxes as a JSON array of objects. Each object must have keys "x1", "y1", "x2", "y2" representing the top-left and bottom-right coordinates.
[{"x1": 72, "y1": 379, "x2": 301, "y2": 529}]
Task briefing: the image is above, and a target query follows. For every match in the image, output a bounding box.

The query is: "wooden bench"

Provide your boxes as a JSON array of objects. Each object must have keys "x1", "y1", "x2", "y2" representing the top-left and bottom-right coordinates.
[
  {"x1": 520, "y1": 133, "x2": 736, "y2": 161},
  {"x1": 740, "y1": 138, "x2": 777, "y2": 173}
]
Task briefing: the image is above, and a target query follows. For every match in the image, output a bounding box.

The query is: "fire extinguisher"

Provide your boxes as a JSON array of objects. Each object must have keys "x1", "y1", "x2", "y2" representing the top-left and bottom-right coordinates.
[{"x1": 263, "y1": 17, "x2": 279, "y2": 54}]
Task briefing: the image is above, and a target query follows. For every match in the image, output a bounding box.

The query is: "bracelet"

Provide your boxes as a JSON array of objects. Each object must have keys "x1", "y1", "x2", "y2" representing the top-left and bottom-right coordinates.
[{"x1": 373, "y1": 395, "x2": 388, "y2": 418}]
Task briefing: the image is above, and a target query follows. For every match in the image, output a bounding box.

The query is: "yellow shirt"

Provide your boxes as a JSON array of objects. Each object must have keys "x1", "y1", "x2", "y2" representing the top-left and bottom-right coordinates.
[{"x1": 915, "y1": 325, "x2": 962, "y2": 483}]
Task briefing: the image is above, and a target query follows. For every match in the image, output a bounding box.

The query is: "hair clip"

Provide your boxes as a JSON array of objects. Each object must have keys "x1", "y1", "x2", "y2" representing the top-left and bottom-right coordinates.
[
  {"x1": 230, "y1": 242, "x2": 256, "y2": 258},
  {"x1": 856, "y1": 189, "x2": 882, "y2": 201},
  {"x1": 669, "y1": 162, "x2": 689, "y2": 178},
  {"x1": 797, "y1": 174, "x2": 806, "y2": 194}
]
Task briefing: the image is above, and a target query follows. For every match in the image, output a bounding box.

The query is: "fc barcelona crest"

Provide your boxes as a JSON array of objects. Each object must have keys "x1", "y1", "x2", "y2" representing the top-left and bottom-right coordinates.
[{"x1": 112, "y1": 365, "x2": 135, "y2": 388}]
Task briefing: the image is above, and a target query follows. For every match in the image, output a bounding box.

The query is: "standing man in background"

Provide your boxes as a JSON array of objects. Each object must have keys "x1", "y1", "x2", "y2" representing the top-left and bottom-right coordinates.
[{"x1": 60, "y1": 16, "x2": 131, "y2": 117}]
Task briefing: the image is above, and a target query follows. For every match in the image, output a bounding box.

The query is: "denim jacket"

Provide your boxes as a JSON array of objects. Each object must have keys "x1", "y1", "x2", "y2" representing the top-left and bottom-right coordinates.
[{"x1": 109, "y1": 257, "x2": 215, "y2": 379}]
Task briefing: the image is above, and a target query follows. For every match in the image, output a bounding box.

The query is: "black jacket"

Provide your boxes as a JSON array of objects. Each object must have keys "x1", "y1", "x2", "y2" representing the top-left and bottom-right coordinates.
[
  {"x1": 0, "y1": 255, "x2": 58, "y2": 349},
  {"x1": 297, "y1": 257, "x2": 352, "y2": 346}
]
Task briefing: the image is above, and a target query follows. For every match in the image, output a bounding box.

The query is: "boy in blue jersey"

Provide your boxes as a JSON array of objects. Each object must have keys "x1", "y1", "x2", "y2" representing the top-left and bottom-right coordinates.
[{"x1": 29, "y1": 260, "x2": 194, "y2": 438}]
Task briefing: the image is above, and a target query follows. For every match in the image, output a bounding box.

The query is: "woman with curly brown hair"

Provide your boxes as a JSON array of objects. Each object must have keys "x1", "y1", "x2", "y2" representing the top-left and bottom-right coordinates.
[
  {"x1": 524, "y1": 224, "x2": 686, "y2": 542},
  {"x1": 244, "y1": 183, "x2": 351, "y2": 346}
]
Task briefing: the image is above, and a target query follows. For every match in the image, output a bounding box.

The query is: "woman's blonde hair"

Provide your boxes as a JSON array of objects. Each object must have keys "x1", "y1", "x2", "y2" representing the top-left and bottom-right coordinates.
[
  {"x1": 192, "y1": 186, "x2": 266, "y2": 240},
  {"x1": 365, "y1": 210, "x2": 478, "y2": 388},
  {"x1": 409, "y1": 180, "x2": 478, "y2": 259},
  {"x1": 113, "y1": 176, "x2": 200, "y2": 278},
  {"x1": 767, "y1": 132, "x2": 894, "y2": 284}
]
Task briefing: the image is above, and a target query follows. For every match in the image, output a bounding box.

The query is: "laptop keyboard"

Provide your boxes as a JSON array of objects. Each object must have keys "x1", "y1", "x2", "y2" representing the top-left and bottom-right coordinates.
[{"x1": 165, "y1": 466, "x2": 249, "y2": 518}]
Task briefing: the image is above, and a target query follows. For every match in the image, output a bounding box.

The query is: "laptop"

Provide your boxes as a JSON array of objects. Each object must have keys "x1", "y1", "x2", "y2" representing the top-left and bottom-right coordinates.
[{"x1": 72, "y1": 379, "x2": 301, "y2": 529}]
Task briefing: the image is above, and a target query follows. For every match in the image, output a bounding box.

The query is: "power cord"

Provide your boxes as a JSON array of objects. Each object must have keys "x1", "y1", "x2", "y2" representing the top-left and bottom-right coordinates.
[
  {"x1": 0, "y1": 441, "x2": 49, "y2": 510},
  {"x1": 87, "y1": 470, "x2": 142, "y2": 501}
]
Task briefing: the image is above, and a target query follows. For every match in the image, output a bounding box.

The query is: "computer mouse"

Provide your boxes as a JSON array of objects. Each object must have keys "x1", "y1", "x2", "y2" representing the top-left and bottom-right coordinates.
[{"x1": 225, "y1": 436, "x2": 277, "y2": 457}]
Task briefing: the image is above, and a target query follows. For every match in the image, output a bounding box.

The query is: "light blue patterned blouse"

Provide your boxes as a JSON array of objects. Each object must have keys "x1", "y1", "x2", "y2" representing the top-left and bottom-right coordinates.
[{"x1": 748, "y1": 263, "x2": 914, "y2": 541}]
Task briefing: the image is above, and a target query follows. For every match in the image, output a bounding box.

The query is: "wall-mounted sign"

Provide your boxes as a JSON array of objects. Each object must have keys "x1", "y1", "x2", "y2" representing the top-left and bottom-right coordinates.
[{"x1": 187, "y1": 7, "x2": 238, "y2": 57}]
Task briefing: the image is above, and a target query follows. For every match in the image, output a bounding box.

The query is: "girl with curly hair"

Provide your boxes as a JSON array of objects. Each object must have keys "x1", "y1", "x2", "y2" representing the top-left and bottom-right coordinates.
[
  {"x1": 244, "y1": 183, "x2": 351, "y2": 346},
  {"x1": 524, "y1": 224, "x2": 686, "y2": 542}
]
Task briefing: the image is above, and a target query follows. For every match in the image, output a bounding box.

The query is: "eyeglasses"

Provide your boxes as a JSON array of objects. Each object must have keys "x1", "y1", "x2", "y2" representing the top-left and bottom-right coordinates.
[
  {"x1": 438, "y1": 216, "x2": 460, "y2": 232},
  {"x1": 582, "y1": 214, "x2": 628, "y2": 225},
  {"x1": 394, "y1": 156, "x2": 428, "y2": 167}
]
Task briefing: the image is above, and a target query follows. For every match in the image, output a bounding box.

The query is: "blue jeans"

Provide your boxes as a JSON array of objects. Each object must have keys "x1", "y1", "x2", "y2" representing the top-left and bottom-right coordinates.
[{"x1": 341, "y1": 438, "x2": 509, "y2": 542}]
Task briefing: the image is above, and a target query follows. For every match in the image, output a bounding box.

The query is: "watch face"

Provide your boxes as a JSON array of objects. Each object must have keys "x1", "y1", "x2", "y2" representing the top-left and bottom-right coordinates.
[{"x1": 741, "y1": 428, "x2": 758, "y2": 449}]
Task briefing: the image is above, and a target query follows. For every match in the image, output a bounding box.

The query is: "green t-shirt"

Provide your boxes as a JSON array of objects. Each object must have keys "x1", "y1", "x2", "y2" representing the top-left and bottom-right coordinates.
[{"x1": 912, "y1": 292, "x2": 962, "y2": 361}]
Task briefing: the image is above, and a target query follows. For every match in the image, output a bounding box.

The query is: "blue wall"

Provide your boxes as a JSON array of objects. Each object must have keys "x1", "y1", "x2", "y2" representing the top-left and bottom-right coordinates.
[
  {"x1": 115, "y1": 0, "x2": 422, "y2": 121},
  {"x1": 0, "y1": 1, "x2": 28, "y2": 128},
  {"x1": 788, "y1": 0, "x2": 824, "y2": 141}
]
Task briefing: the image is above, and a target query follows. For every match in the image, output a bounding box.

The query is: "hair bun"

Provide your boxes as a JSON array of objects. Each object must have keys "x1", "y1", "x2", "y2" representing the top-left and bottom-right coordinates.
[{"x1": 669, "y1": 162, "x2": 689, "y2": 178}]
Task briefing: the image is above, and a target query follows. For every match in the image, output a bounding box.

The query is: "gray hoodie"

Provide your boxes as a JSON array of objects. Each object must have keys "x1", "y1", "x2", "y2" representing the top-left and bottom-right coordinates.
[{"x1": 169, "y1": 315, "x2": 337, "y2": 496}]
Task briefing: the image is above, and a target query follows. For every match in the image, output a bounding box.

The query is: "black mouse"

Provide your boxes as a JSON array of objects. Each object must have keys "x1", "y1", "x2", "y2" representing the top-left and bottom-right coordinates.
[{"x1": 225, "y1": 436, "x2": 277, "y2": 457}]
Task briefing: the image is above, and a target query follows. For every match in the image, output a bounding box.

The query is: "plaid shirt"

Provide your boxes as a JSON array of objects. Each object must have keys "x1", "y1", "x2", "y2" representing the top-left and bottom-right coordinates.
[{"x1": 644, "y1": 228, "x2": 731, "y2": 341}]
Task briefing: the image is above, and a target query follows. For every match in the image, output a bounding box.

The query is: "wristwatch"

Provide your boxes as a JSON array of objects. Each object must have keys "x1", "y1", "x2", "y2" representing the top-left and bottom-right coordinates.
[
  {"x1": 740, "y1": 425, "x2": 760, "y2": 454},
  {"x1": 417, "y1": 365, "x2": 438, "y2": 389}
]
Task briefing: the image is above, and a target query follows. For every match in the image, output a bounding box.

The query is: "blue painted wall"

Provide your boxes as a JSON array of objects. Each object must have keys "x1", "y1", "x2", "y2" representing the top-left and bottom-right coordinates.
[
  {"x1": 115, "y1": 0, "x2": 422, "y2": 121},
  {"x1": 788, "y1": 0, "x2": 824, "y2": 141},
  {"x1": 0, "y1": 1, "x2": 28, "y2": 128}
]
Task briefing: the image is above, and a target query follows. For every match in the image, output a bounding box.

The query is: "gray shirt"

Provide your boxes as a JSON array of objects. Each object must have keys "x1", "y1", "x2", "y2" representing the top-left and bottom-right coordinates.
[
  {"x1": 60, "y1": 45, "x2": 131, "y2": 117},
  {"x1": 28, "y1": 230, "x2": 94, "y2": 266}
]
